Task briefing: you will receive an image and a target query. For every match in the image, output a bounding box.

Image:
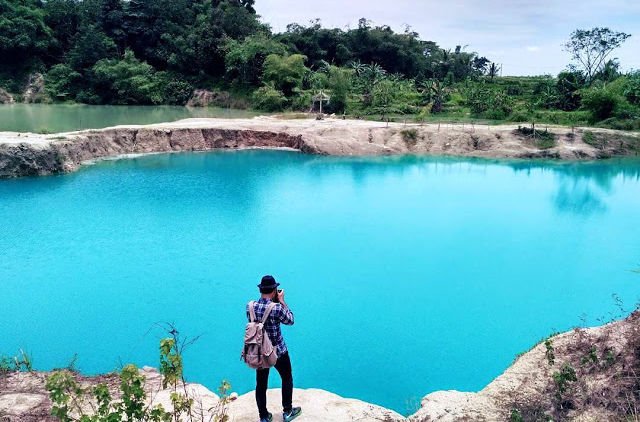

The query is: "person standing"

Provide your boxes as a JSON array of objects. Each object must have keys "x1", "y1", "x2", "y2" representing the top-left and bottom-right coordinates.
[{"x1": 247, "y1": 275, "x2": 302, "y2": 422}]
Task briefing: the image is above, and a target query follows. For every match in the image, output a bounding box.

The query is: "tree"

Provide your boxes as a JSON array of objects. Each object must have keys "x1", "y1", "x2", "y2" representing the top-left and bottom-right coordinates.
[
  {"x1": 556, "y1": 70, "x2": 585, "y2": 111},
  {"x1": 262, "y1": 54, "x2": 308, "y2": 97},
  {"x1": 91, "y1": 49, "x2": 163, "y2": 104},
  {"x1": 563, "y1": 28, "x2": 631, "y2": 84},
  {"x1": 0, "y1": 0, "x2": 56, "y2": 68},
  {"x1": 372, "y1": 78, "x2": 396, "y2": 125},
  {"x1": 420, "y1": 80, "x2": 449, "y2": 113},
  {"x1": 487, "y1": 62, "x2": 501, "y2": 81},
  {"x1": 224, "y1": 35, "x2": 288, "y2": 86}
]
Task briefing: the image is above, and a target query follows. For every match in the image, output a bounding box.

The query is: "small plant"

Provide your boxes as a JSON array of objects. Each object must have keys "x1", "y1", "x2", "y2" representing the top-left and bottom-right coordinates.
[
  {"x1": 400, "y1": 128, "x2": 419, "y2": 146},
  {"x1": 509, "y1": 408, "x2": 523, "y2": 422},
  {"x1": 603, "y1": 347, "x2": 616, "y2": 366},
  {"x1": 582, "y1": 130, "x2": 602, "y2": 148},
  {"x1": 552, "y1": 363, "x2": 577, "y2": 397},
  {"x1": 581, "y1": 345, "x2": 599, "y2": 366},
  {"x1": 515, "y1": 126, "x2": 556, "y2": 149},
  {"x1": 0, "y1": 349, "x2": 33, "y2": 375},
  {"x1": 46, "y1": 327, "x2": 230, "y2": 422},
  {"x1": 544, "y1": 339, "x2": 555, "y2": 366}
]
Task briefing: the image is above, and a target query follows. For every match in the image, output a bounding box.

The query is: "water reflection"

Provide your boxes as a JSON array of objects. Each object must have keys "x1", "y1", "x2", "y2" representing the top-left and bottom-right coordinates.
[
  {"x1": 508, "y1": 158, "x2": 640, "y2": 216},
  {"x1": 302, "y1": 155, "x2": 640, "y2": 217},
  {"x1": 553, "y1": 182, "x2": 607, "y2": 215}
]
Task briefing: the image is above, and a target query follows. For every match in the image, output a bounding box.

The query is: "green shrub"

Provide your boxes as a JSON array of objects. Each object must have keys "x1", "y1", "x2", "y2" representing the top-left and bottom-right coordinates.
[
  {"x1": 466, "y1": 85, "x2": 513, "y2": 116},
  {"x1": 289, "y1": 90, "x2": 312, "y2": 111},
  {"x1": 508, "y1": 109, "x2": 530, "y2": 123},
  {"x1": 545, "y1": 339, "x2": 555, "y2": 366},
  {"x1": 262, "y1": 54, "x2": 308, "y2": 97},
  {"x1": 623, "y1": 71, "x2": 640, "y2": 105},
  {"x1": 45, "y1": 64, "x2": 81, "y2": 101},
  {"x1": 516, "y1": 126, "x2": 556, "y2": 149},
  {"x1": 552, "y1": 363, "x2": 577, "y2": 396},
  {"x1": 91, "y1": 50, "x2": 164, "y2": 105},
  {"x1": 400, "y1": 128, "x2": 419, "y2": 146},
  {"x1": 581, "y1": 87, "x2": 621, "y2": 121},
  {"x1": 156, "y1": 73, "x2": 193, "y2": 105},
  {"x1": 583, "y1": 130, "x2": 598, "y2": 147},
  {"x1": 46, "y1": 334, "x2": 232, "y2": 422},
  {"x1": 0, "y1": 349, "x2": 32, "y2": 375},
  {"x1": 252, "y1": 85, "x2": 287, "y2": 111}
]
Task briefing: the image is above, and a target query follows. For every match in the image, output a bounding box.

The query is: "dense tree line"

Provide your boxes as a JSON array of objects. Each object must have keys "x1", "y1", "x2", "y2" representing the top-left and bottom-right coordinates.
[
  {"x1": 0, "y1": 0, "x2": 637, "y2": 129},
  {"x1": 0, "y1": 0, "x2": 487, "y2": 103}
]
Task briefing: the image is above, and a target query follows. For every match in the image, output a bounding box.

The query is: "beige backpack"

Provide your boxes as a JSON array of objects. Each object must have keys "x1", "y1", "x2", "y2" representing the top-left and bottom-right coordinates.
[{"x1": 241, "y1": 301, "x2": 278, "y2": 369}]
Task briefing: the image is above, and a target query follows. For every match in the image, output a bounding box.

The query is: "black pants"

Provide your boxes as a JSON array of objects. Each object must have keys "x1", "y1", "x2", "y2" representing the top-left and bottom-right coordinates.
[{"x1": 256, "y1": 352, "x2": 293, "y2": 418}]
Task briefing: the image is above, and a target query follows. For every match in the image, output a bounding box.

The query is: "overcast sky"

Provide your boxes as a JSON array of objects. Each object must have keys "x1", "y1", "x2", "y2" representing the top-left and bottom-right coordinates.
[{"x1": 255, "y1": 0, "x2": 640, "y2": 76}]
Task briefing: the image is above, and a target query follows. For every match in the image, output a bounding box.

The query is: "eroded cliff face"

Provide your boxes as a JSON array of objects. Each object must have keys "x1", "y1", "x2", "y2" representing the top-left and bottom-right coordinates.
[
  {"x1": 1, "y1": 117, "x2": 639, "y2": 178},
  {"x1": 0, "y1": 128, "x2": 306, "y2": 178}
]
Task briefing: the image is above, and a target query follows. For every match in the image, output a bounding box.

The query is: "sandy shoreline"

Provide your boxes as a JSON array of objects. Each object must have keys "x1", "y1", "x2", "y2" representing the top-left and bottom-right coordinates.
[{"x1": 1, "y1": 116, "x2": 639, "y2": 178}]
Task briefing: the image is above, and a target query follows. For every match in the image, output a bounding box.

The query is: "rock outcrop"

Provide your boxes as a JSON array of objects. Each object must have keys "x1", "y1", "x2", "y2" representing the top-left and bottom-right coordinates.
[
  {"x1": 0, "y1": 312, "x2": 637, "y2": 421},
  {"x1": 0, "y1": 367, "x2": 403, "y2": 422},
  {"x1": 21, "y1": 73, "x2": 47, "y2": 103},
  {"x1": 187, "y1": 89, "x2": 232, "y2": 107},
  {"x1": 409, "y1": 310, "x2": 640, "y2": 421},
  {"x1": 0, "y1": 88, "x2": 14, "y2": 104},
  {"x1": 1, "y1": 117, "x2": 639, "y2": 178}
]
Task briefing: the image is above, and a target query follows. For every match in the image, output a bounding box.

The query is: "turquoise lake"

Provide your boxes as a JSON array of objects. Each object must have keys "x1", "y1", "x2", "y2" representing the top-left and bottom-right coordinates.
[
  {"x1": 0, "y1": 104, "x2": 260, "y2": 133},
  {"x1": 1, "y1": 151, "x2": 639, "y2": 414}
]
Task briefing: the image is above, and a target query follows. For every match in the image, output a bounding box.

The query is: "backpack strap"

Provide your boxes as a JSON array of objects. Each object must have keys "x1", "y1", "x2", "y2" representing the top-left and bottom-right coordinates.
[
  {"x1": 261, "y1": 302, "x2": 277, "y2": 324},
  {"x1": 248, "y1": 301, "x2": 257, "y2": 322}
]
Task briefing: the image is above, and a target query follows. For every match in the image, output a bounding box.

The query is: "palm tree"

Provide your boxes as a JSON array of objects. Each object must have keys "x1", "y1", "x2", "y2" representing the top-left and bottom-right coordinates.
[{"x1": 487, "y1": 62, "x2": 501, "y2": 81}]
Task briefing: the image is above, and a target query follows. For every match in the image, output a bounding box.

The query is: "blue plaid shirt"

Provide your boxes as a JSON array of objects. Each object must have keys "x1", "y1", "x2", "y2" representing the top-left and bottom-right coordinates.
[{"x1": 247, "y1": 298, "x2": 294, "y2": 357}]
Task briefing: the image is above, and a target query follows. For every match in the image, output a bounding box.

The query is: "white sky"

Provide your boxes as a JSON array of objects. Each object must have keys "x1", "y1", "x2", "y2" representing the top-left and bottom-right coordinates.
[{"x1": 255, "y1": 0, "x2": 640, "y2": 76}]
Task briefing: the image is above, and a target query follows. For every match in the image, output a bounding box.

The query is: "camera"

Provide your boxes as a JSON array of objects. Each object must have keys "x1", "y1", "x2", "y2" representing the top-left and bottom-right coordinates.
[{"x1": 274, "y1": 289, "x2": 282, "y2": 303}]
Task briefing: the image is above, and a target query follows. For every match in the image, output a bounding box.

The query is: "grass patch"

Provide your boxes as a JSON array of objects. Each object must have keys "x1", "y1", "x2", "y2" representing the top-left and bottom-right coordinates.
[{"x1": 516, "y1": 125, "x2": 556, "y2": 149}]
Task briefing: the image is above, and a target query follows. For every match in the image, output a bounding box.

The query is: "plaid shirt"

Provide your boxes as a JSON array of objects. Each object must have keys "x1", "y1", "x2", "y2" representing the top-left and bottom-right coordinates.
[{"x1": 247, "y1": 298, "x2": 294, "y2": 357}]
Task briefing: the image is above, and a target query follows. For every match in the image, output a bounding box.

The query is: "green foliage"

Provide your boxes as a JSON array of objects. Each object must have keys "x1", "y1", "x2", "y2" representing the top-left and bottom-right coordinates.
[
  {"x1": 156, "y1": 72, "x2": 194, "y2": 105},
  {"x1": 516, "y1": 126, "x2": 556, "y2": 149},
  {"x1": 552, "y1": 363, "x2": 578, "y2": 396},
  {"x1": 564, "y1": 27, "x2": 631, "y2": 84},
  {"x1": 91, "y1": 50, "x2": 163, "y2": 104},
  {"x1": 544, "y1": 339, "x2": 555, "y2": 366},
  {"x1": 46, "y1": 334, "x2": 230, "y2": 422},
  {"x1": 252, "y1": 85, "x2": 287, "y2": 111},
  {"x1": 556, "y1": 71, "x2": 585, "y2": 111},
  {"x1": 581, "y1": 86, "x2": 621, "y2": 121},
  {"x1": 225, "y1": 34, "x2": 288, "y2": 86},
  {"x1": 623, "y1": 71, "x2": 640, "y2": 106},
  {"x1": 400, "y1": 128, "x2": 419, "y2": 146},
  {"x1": 0, "y1": 349, "x2": 33, "y2": 375},
  {"x1": 465, "y1": 83, "x2": 513, "y2": 118},
  {"x1": 324, "y1": 66, "x2": 352, "y2": 113},
  {"x1": 581, "y1": 346, "x2": 599, "y2": 365},
  {"x1": 583, "y1": 130, "x2": 598, "y2": 147},
  {"x1": 45, "y1": 64, "x2": 81, "y2": 100},
  {"x1": 67, "y1": 26, "x2": 117, "y2": 71},
  {"x1": 0, "y1": 0, "x2": 55, "y2": 62},
  {"x1": 509, "y1": 409, "x2": 523, "y2": 422},
  {"x1": 262, "y1": 54, "x2": 308, "y2": 97}
]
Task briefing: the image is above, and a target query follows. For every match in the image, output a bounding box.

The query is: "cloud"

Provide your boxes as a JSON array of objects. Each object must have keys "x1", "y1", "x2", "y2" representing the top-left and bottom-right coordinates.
[{"x1": 526, "y1": 46, "x2": 541, "y2": 52}]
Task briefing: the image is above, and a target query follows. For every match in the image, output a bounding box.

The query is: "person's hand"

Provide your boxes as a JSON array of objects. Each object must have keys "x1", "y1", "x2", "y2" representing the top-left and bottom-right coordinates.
[{"x1": 277, "y1": 289, "x2": 285, "y2": 304}]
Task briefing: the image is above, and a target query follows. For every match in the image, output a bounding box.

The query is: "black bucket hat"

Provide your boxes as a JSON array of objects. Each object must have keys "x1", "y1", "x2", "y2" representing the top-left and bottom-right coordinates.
[{"x1": 257, "y1": 275, "x2": 280, "y2": 290}]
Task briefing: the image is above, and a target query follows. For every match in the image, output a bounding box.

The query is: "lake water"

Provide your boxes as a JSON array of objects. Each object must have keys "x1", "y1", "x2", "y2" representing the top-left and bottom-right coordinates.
[
  {"x1": 1, "y1": 151, "x2": 639, "y2": 414},
  {"x1": 0, "y1": 104, "x2": 259, "y2": 133}
]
